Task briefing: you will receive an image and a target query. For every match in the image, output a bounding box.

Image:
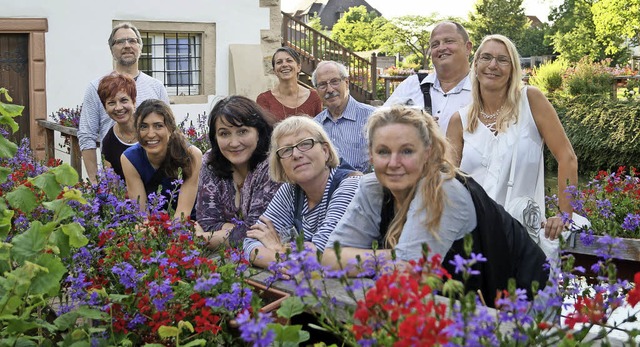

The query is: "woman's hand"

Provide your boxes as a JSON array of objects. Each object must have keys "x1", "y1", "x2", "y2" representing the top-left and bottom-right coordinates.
[
  {"x1": 542, "y1": 215, "x2": 567, "y2": 241},
  {"x1": 247, "y1": 216, "x2": 283, "y2": 250}
]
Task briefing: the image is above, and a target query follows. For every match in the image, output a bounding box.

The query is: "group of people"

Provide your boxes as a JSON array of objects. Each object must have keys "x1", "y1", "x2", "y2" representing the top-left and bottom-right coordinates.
[{"x1": 77, "y1": 21, "x2": 579, "y2": 304}]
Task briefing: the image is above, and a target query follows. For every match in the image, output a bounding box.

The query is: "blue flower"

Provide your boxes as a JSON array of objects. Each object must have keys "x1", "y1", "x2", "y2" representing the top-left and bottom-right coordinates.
[
  {"x1": 236, "y1": 309, "x2": 275, "y2": 347},
  {"x1": 111, "y1": 262, "x2": 144, "y2": 290}
]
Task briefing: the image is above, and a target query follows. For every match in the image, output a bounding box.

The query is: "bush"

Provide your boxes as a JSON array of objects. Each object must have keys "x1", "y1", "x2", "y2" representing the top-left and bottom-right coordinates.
[
  {"x1": 564, "y1": 58, "x2": 614, "y2": 96},
  {"x1": 529, "y1": 59, "x2": 567, "y2": 94},
  {"x1": 550, "y1": 95, "x2": 640, "y2": 175}
]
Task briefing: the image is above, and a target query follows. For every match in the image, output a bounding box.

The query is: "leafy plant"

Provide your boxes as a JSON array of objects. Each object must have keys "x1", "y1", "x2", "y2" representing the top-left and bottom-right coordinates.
[
  {"x1": 529, "y1": 59, "x2": 568, "y2": 94},
  {"x1": 178, "y1": 112, "x2": 210, "y2": 154}
]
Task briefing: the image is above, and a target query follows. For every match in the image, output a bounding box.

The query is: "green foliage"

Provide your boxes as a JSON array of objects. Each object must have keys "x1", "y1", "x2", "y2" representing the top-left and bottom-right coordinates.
[
  {"x1": 592, "y1": 0, "x2": 640, "y2": 56},
  {"x1": 306, "y1": 13, "x2": 326, "y2": 34},
  {"x1": 0, "y1": 88, "x2": 90, "y2": 345},
  {"x1": 551, "y1": 95, "x2": 640, "y2": 174},
  {"x1": 518, "y1": 23, "x2": 554, "y2": 57},
  {"x1": 468, "y1": 0, "x2": 528, "y2": 48},
  {"x1": 564, "y1": 58, "x2": 614, "y2": 96},
  {"x1": 529, "y1": 59, "x2": 568, "y2": 93},
  {"x1": 548, "y1": 0, "x2": 629, "y2": 64},
  {"x1": 330, "y1": 6, "x2": 387, "y2": 51},
  {"x1": 0, "y1": 88, "x2": 21, "y2": 159},
  {"x1": 376, "y1": 15, "x2": 442, "y2": 69}
]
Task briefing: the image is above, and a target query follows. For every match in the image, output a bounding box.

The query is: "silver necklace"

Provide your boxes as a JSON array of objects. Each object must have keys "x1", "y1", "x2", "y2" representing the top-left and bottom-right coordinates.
[{"x1": 480, "y1": 105, "x2": 503, "y2": 120}]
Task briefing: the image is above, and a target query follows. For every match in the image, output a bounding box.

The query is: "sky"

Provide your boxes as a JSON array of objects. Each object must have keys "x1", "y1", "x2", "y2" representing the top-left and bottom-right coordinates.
[{"x1": 281, "y1": 0, "x2": 564, "y2": 23}]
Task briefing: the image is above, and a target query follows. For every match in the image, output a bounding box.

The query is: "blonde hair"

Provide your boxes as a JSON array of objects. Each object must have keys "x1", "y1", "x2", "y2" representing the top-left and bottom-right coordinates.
[
  {"x1": 366, "y1": 106, "x2": 458, "y2": 248},
  {"x1": 268, "y1": 116, "x2": 340, "y2": 183},
  {"x1": 467, "y1": 34, "x2": 524, "y2": 133}
]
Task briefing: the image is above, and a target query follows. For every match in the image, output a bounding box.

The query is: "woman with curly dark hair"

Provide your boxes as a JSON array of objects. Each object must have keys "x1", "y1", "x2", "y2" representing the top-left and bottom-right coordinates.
[
  {"x1": 195, "y1": 96, "x2": 280, "y2": 248},
  {"x1": 121, "y1": 99, "x2": 202, "y2": 220}
]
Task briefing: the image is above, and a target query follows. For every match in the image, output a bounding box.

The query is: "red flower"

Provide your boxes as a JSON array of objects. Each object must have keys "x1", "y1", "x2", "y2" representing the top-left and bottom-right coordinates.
[{"x1": 628, "y1": 272, "x2": 640, "y2": 307}]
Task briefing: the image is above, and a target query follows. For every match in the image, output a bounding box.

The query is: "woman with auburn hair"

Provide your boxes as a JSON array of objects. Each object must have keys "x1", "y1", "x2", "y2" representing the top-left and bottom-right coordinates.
[
  {"x1": 257, "y1": 47, "x2": 323, "y2": 120},
  {"x1": 195, "y1": 96, "x2": 280, "y2": 249},
  {"x1": 121, "y1": 99, "x2": 202, "y2": 220},
  {"x1": 446, "y1": 34, "x2": 578, "y2": 254},
  {"x1": 323, "y1": 106, "x2": 548, "y2": 305},
  {"x1": 243, "y1": 116, "x2": 360, "y2": 269},
  {"x1": 97, "y1": 72, "x2": 137, "y2": 180}
]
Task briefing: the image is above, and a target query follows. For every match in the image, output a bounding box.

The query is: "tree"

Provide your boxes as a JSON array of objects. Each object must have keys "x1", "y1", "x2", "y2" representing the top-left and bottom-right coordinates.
[
  {"x1": 548, "y1": 0, "x2": 628, "y2": 64},
  {"x1": 330, "y1": 6, "x2": 387, "y2": 51},
  {"x1": 375, "y1": 14, "x2": 440, "y2": 69},
  {"x1": 592, "y1": 0, "x2": 640, "y2": 56},
  {"x1": 518, "y1": 24, "x2": 554, "y2": 57},
  {"x1": 467, "y1": 0, "x2": 529, "y2": 47}
]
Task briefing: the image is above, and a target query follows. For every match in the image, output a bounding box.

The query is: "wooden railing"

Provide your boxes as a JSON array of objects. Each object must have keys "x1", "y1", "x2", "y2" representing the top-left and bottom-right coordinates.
[
  {"x1": 38, "y1": 120, "x2": 83, "y2": 174},
  {"x1": 281, "y1": 11, "x2": 378, "y2": 103}
]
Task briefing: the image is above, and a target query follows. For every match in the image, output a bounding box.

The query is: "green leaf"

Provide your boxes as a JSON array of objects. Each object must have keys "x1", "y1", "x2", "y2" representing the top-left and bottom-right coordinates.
[
  {"x1": 51, "y1": 164, "x2": 79, "y2": 186},
  {"x1": 0, "y1": 208, "x2": 14, "y2": 240},
  {"x1": 0, "y1": 135, "x2": 18, "y2": 158},
  {"x1": 178, "y1": 320, "x2": 194, "y2": 333},
  {"x1": 75, "y1": 306, "x2": 109, "y2": 320},
  {"x1": 6, "y1": 185, "x2": 37, "y2": 214},
  {"x1": 157, "y1": 325, "x2": 179, "y2": 338},
  {"x1": 61, "y1": 223, "x2": 88, "y2": 248},
  {"x1": 42, "y1": 199, "x2": 75, "y2": 222},
  {"x1": 30, "y1": 253, "x2": 66, "y2": 296},
  {"x1": 49, "y1": 229, "x2": 70, "y2": 260},
  {"x1": 31, "y1": 173, "x2": 61, "y2": 201},
  {"x1": 6, "y1": 319, "x2": 39, "y2": 333},
  {"x1": 276, "y1": 296, "x2": 305, "y2": 320},
  {"x1": 11, "y1": 221, "x2": 51, "y2": 262},
  {"x1": 180, "y1": 340, "x2": 207, "y2": 347},
  {"x1": 63, "y1": 188, "x2": 87, "y2": 205},
  {"x1": 54, "y1": 311, "x2": 80, "y2": 330},
  {"x1": 0, "y1": 166, "x2": 10, "y2": 184}
]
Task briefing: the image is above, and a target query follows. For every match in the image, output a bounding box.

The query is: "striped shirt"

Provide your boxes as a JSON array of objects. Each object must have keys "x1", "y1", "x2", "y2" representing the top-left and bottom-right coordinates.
[
  {"x1": 243, "y1": 168, "x2": 360, "y2": 259},
  {"x1": 314, "y1": 96, "x2": 375, "y2": 173},
  {"x1": 78, "y1": 72, "x2": 169, "y2": 151}
]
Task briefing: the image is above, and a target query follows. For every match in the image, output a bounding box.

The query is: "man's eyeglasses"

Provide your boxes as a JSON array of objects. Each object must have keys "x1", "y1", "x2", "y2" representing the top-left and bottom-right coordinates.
[
  {"x1": 477, "y1": 53, "x2": 510, "y2": 66},
  {"x1": 112, "y1": 37, "x2": 140, "y2": 46},
  {"x1": 316, "y1": 78, "x2": 345, "y2": 91},
  {"x1": 276, "y1": 138, "x2": 320, "y2": 159}
]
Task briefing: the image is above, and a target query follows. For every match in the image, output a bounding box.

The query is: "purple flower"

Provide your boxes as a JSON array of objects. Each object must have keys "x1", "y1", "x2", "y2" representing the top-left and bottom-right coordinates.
[
  {"x1": 148, "y1": 279, "x2": 174, "y2": 311},
  {"x1": 194, "y1": 274, "x2": 221, "y2": 292},
  {"x1": 236, "y1": 309, "x2": 275, "y2": 347},
  {"x1": 111, "y1": 262, "x2": 144, "y2": 290},
  {"x1": 621, "y1": 213, "x2": 640, "y2": 232},
  {"x1": 206, "y1": 283, "x2": 253, "y2": 312}
]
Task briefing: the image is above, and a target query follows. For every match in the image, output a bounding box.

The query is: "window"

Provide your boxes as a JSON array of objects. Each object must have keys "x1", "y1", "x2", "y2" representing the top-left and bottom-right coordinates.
[
  {"x1": 114, "y1": 20, "x2": 215, "y2": 104},
  {"x1": 139, "y1": 33, "x2": 201, "y2": 96}
]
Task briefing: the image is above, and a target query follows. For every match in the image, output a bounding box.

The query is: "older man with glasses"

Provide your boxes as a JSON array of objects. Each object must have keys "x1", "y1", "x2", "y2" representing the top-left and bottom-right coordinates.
[
  {"x1": 312, "y1": 60, "x2": 376, "y2": 173},
  {"x1": 78, "y1": 22, "x2": 169, "y2": 184}
]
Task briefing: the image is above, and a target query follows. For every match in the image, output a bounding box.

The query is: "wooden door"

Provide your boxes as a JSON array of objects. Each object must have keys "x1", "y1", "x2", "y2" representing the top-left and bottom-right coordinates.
[{"x1": 0, "y1": 34, "x2": 30, "y2": 145}]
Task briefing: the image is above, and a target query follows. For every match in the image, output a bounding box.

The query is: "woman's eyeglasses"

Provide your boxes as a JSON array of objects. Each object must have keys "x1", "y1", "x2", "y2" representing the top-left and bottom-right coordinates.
[
  {"x1": 276, "y1": 138, "x2": 319, "y2": 159},
  {"x1": 477, "y1": 53, "x2": 510, "y2": 66}
]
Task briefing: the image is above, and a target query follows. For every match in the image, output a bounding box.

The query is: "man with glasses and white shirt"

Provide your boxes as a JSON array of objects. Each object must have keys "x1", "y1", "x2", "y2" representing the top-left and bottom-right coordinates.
[
  {"x1": 384, "y1": 21, "x2": 473, "y2": 135},
  {"x1": 312, "y1": 61, "x2": 375, "y2": 173},
  {"x1": 78, "y1": 22, "x2": 169, "y2": 184}
]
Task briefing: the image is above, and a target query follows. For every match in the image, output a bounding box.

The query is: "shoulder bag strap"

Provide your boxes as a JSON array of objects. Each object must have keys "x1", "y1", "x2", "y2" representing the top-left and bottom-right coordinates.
[{"x1": 417, "y1": 72, "x2": 433, "y2": 115}]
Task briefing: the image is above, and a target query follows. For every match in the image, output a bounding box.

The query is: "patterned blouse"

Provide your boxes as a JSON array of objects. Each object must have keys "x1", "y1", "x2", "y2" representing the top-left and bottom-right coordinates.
[{"x1": 195, "y1": 151, "x2": 281, "y2": 246}]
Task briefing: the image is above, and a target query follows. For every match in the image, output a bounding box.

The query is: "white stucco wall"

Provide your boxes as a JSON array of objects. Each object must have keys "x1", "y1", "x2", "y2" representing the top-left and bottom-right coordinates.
[{"x1": 2, "y1": 0, "x2": 271, "y2": 119}]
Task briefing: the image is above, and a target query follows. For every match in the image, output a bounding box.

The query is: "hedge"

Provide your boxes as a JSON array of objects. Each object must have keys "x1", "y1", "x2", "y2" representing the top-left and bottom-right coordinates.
[{"x1": 549, "y1": 95, "x2": 640, "y2": 175}]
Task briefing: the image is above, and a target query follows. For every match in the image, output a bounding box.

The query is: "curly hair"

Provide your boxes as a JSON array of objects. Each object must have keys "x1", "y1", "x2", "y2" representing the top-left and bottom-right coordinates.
[
  {"x1": 134, "y1": 99, "x2": 193, "y2": 179},
  {"x1": 366, "y1": 106, "x2": 459, "y2": 249},
  {"x1": 206, "y1": 95, "x2": 274, "y2": 179}
]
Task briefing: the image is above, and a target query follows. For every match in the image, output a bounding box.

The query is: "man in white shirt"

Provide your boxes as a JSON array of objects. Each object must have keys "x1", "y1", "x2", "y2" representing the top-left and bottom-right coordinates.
[
  {"x1": 384, "y1": 21, "x2": 472, "y2": 135},
  {"x1": 78, "y1": 22, "x2": 169, "y2": 184}
]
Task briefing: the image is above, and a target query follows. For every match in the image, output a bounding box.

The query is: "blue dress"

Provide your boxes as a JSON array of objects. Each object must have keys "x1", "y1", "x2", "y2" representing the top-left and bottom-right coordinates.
[{"x1": 123, "y1": 143, "x2": 196, "y2": 220}]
